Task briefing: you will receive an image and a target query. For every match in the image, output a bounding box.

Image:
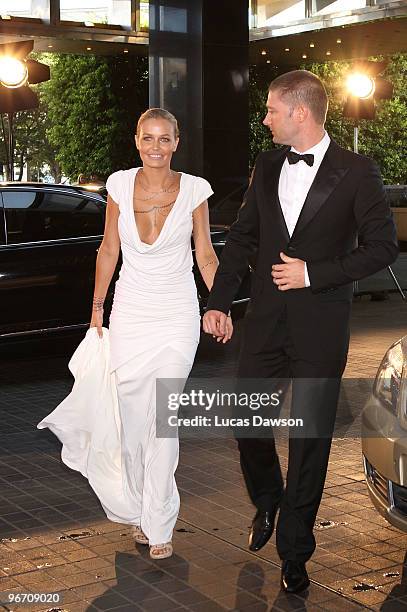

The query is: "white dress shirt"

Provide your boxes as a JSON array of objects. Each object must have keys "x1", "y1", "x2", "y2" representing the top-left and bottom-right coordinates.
[{"x1": 278, "y1": 131, "x2": 331, "y2": 287}]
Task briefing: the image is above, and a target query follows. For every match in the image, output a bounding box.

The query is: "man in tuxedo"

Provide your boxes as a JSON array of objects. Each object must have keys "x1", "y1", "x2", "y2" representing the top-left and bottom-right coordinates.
[{"x1": 203, "y1": 70, "x2": 398, "y2": 593}]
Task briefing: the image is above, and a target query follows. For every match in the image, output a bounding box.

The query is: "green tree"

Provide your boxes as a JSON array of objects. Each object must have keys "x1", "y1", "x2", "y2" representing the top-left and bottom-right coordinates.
[
  {"x1": 309, "y1": 54, "x2": 407, "y2": 184},
  {"x1": 0, "y1": 52, "x2": 60, "y2": 182},
  {"x1": 249, "y1": 54, "x2": 407, "y2": 184},
  {"x1": 41, "y1": 53, "x2": 148, "y2": 181},
  {"x1": 12, "y1": 100, "x2": 61, "y2": 182},
  {"x1": 249, "y1": 65, "x2": 274, "y2": 168}
]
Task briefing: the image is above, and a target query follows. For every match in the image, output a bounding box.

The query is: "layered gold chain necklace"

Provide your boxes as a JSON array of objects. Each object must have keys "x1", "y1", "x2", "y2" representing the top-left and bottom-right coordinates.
[{"x1": 133, "y1": 169, "x2": 179, "y2": 227}]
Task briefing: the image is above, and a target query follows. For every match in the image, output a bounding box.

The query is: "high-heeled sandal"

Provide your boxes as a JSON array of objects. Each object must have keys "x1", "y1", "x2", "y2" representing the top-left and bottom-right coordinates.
[
  {"x1": 131, "y1": 525, "x2": 148, "y2": 545},
  {"x1": 149, "y1": 542, "x2": 173, "y2": 559}
]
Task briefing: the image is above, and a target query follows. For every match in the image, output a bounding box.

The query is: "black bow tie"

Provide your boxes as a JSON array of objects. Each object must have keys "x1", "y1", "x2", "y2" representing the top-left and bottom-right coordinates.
[{"x1": 287, "y1": 151, "x2": 314, "y2": 167}]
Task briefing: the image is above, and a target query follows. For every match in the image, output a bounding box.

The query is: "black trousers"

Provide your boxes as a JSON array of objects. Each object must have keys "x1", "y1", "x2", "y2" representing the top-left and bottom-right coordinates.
[{"x1": 236, "y1": 309, "x2": 347, "y2": 562}]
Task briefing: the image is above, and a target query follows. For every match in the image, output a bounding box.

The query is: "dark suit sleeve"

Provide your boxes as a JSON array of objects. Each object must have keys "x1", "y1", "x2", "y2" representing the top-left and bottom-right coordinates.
[
  {"x1": 307, "y1": 159, "x2": 399, "y2": 292},
  {"x1": 206, "y1": 156, "x2": 262, "y2": 314}
]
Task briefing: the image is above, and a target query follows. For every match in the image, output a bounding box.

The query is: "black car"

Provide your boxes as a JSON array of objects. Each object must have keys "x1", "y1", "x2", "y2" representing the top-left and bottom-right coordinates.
[{"x1": 0, "y1": 182, "x2": 250, "y2": 340}]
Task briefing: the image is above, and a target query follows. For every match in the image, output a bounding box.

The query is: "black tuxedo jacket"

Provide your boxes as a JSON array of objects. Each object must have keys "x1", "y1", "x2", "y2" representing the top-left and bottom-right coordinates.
[{"x1": 206, "y1": 141, "x2": 399, "y2": 362}]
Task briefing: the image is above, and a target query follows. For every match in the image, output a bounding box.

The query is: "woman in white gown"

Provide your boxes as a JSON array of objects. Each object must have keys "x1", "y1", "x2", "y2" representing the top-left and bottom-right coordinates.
[{"x1": 38, "y1": 108, "x2": 232, "y2": 560}]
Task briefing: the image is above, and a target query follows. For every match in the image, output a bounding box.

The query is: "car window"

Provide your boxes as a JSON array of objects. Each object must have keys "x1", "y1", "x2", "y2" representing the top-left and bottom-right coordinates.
[
  {"x1": 3, "y1": 190, "x2": 104, "y2": 244},
  {"x1": 385, "y1": 186, "x2": 407, "y2": 208}
]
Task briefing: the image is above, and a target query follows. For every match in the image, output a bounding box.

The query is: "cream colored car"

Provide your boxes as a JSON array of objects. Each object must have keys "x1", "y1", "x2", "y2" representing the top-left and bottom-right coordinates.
[{"x1": 362, "y1": 336, "x2": 407, "y2": 531}]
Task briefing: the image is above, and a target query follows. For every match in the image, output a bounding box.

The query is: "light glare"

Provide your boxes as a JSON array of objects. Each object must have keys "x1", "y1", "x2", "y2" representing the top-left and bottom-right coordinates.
[
  {"x1": 346, "y1": 72, "x2": 375, "y2": 99},
  {"x1": 0, "y1": 56, "x2": 28, "y2": 88}
]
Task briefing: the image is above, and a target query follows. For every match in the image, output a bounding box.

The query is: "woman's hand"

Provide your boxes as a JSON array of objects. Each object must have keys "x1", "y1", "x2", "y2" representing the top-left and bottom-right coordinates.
[
  {"x1": 90, "y1": 311, "x2": 103, "y2": 338},
  {"x1": 90, "y1": 298, "x2": 104, "y2": 338}
]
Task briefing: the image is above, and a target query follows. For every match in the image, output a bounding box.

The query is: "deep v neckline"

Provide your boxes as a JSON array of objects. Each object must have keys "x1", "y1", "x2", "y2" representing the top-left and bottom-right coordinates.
[{"x1": 132, "y1": 168, "x2": 183, "y2": 247}]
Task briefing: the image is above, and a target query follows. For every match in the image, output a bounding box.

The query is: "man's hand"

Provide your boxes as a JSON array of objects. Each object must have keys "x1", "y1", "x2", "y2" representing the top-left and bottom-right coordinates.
[
  {"x1": 203, "y1": 310, "x2": 233, "y2": 343},
  {"x1": 271, "y1": 252, "x2": 306, "y2": 291}
]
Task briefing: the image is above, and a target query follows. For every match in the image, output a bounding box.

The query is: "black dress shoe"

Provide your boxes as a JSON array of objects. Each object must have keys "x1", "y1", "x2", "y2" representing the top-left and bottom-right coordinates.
[
  {"x1": 248, "y1": 507, "x2": 278, "y2": 551},
  {"x1": 281, "y1": 560, "x2": 310, "y2": 594}
]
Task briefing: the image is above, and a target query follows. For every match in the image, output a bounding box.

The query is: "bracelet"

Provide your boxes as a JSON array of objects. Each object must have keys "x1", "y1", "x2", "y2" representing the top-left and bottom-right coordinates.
[
  {"x1": 199, "y1": 259, "x2": 217, "y2": 272},
  {"x1": 92, "y1": 297, "x2": 105, "y2": 312}
]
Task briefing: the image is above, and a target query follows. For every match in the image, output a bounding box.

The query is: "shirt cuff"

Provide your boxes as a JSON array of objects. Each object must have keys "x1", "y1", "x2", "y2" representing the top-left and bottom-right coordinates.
[{"x1": 304, "y1": 263, "x2": 311, "y2": 288}]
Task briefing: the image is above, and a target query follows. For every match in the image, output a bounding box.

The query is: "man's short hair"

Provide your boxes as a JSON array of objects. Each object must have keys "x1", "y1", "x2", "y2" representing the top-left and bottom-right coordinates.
[{"x1": 269, "y1": 70, "x2": 328, "y2": 124}]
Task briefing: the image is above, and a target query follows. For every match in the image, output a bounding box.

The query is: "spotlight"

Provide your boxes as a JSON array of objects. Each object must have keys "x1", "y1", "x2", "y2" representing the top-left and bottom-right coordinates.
[
  {"x1": 344, "y1": 62, "x2": 393, "y2": 122},
  {"x1": 0, "y1": 40, "x2": 50, "y2": 180},
  {"x1": 0, "y1": 56, "x2": 28, "y2": 88},
  {"x1": 346, "y1": 73, "x2": 375, "y2": 99},
  {"x1": 343, "y1": 61, "x2": 394, "y2": 152}
]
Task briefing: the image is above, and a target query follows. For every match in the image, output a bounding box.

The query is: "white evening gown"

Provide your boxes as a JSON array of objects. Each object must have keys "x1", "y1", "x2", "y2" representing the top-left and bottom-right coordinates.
[{"x1": 38, "y1": 168, "x2": 213, "y2": 545}]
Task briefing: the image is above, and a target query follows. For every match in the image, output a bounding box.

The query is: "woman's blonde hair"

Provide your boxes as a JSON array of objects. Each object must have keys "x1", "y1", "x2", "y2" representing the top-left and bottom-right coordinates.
[{"x1": 136, "y1": 108, "x2": 179, "y2": 138}]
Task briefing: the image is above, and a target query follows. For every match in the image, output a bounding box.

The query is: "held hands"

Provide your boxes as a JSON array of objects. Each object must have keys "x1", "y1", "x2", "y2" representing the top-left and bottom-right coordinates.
[
  {"x1": 202, "y1": 310, "x2": 233, "y2": 343},
  {"x1": 271, "y1": 252, "x2": 306, "y2": 290}
]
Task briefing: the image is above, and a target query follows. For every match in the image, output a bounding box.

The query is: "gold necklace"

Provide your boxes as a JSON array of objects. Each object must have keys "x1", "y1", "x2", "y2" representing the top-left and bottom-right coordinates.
[
  {"x1": 135, "y1": 189, "x2": 179, "y2": 202},
  {"x1": 137, "y1": 169, "x2": 178, "y2": 196},
  {"x1": 134, "y1": 201, "x2": 175, "y2": 213},
  {"x1": 134, "y1": 200, "x2": 176, "y2": 228}
]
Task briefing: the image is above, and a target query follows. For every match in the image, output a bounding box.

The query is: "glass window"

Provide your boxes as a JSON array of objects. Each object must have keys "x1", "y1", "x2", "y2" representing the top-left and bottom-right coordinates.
[
  {"x1": 159, "y1": 6, "x2": 187, "y2": 33},
  {"x1": 0, "y1": 0, "x2": 49, "y2": 19},
  {"x1": 60, "y1": 0, "x2": 132, "y2": 28},
  {"x1": 311, "y1": 0, "x2": 365, "y2": 15},
  {"x1": 249, "y1": 0, "x2": 257, "y2": 28},
  {"x1": 140, "y1": 1, "x2": 149, "y2": 29},
  {"x1": 158, "y1": 56, "x2": 187, "y2": 110},
  {"x1": 3, "y1": 190, "x2": 105, "y2": 244},
  {"x1": 255, "y1": 0, "x2": 306, "y2": 28}
]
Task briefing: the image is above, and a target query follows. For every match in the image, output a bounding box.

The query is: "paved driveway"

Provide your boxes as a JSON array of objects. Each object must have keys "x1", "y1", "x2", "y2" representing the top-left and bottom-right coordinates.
[{"x1": 0, "y1": 294, "x2": 407, "y2": 611}]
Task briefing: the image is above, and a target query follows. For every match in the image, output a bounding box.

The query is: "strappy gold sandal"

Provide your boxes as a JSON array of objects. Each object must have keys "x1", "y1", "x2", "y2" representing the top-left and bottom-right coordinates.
[
  {"x1": 131, "y1": 525, "x2": 149, "y2": 545},
  {"x1": 149, "y1": 542, "x2": 173, "y2": 559}
]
